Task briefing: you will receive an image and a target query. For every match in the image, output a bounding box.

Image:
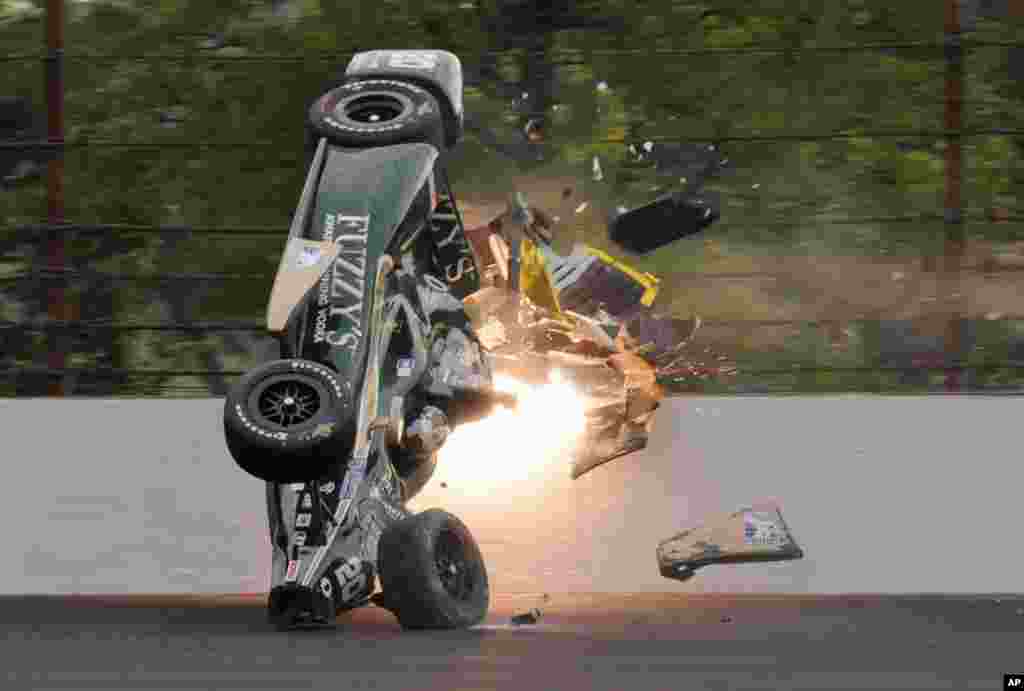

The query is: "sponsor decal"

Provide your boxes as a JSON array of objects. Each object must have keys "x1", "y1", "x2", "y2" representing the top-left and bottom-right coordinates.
[
  {"x1": 387, "y1": 51, "x2": 439, "y2": 71},
  {"x1": 314, "y1": 213, "x2": 371, "y2": 351},
  {"x1": 301, "y1": 494, "x2": 313, "y2": 509},
  {"x1": 289, "y1": 483, "x2": 306, "y2": 492},
  {"x1": 285, "y1": 560, "x2": 299, "y2": 583},
  {"x1": 444, "y1": 256, "x2": 477, "y2": 284},
  {"x1": 297, "y1": 246, "x2": 322, "y2": 268},
  {"x1": 397, "y1": 358, "x2": 415, "y2": 377},
  {"x1": 333, "y1": 557, "x2": 369, "y2": 605},
  {"x1": 319, "y1": 481, "x2": 336, "y2": 494},
  {"x1": 311, "y1": 213, "x2": 336, "y2": 345},
  {"x1": 296, "y1": 513, "x2": 312, "y2": 528},
  {"x1": 742, "y1": 511, "x2": 789, "y2": 547},
  {"x1": 429, "y1": 200, "x2": 478, "y2": 290},
  {"x1": 294, "y1": 531, "x2": 307, "y2": 547}
]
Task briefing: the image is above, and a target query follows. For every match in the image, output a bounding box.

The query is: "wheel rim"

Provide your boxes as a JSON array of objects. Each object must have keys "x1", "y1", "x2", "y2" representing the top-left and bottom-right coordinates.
[
  {"x1": 339, "y1": 93, "x2": 407, "y2": 125},
  {"x1": 254, "y1": 377, "x2": 322, "y2": 428},
  {"x1": 435, "y1": 528, "x2": 475, "y2": 601}
]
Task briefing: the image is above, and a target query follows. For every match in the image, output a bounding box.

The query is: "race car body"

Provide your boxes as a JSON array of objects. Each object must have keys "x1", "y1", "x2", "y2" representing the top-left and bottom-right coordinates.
[
  {"x1": 657, "y1": 504, "x2": 805, "y2": 582},
  {"x1": 223, "y1": 50, "x2": 506, "y2": 631}
]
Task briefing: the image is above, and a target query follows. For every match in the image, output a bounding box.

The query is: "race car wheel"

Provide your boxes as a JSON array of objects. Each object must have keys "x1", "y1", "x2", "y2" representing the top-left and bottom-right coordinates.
[
  {"x1": 377, "y1": 509, "x2": 489, "y2": 630},
  {"x1": 308, "y1": 79, "x2": 446, "y2": 152},
  {"x1": 222, "y1": 359, "x2": 356, "y2": 483}
]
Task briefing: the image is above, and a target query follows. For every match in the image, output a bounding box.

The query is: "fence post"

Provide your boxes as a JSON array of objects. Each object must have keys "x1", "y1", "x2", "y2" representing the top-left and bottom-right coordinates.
[
  {"x1": 943, "y1": 0, "x2": 966, "y2": 392},
  {"x1": 45, "y1": 0, "x2": 67, "y2": 396}
]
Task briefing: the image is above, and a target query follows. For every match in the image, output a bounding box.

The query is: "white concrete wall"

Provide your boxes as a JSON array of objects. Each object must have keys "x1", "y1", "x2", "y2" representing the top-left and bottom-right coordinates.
[{"x1": 3, "y1": 396, "x2": 1019, "y2": 594}]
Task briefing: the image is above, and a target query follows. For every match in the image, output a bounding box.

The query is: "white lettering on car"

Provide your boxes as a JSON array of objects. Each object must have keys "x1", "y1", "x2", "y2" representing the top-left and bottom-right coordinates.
[
  {"x1": 333, "y1": 557, "x2": 368, "y2": 603},
  {"x1": 388, "y1": 51, "x2": 439, "y2": 71},
  {"x1": 445, "y1": 256, "x2": 476, "y2": 283},
  {"x1": 313, "y1": 213, "x2": 337, "y2": 344},
  {"x1": 324, "y1": 215, "x2": 370, "y2": 352}
]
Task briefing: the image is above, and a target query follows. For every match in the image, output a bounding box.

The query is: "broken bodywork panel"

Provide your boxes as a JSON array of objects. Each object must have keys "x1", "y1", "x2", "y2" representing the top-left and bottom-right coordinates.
[
  {"x1": 657, "y1": 504, "x2": 804, "y2": 582},
  {"x1": 461, "y1": 205, "x2": 685, "y2": 480}
]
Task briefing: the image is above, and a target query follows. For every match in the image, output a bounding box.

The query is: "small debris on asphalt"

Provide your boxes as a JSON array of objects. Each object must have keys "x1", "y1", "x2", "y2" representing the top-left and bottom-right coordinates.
[
  {"x1": 575, "y1": 202, "x2": 588, "y2": 214},
  {"x1": 751, "y1": 183, "x2": 761, "y2": 190},
  {"x1": 440, "y1": 482, "x2": 448, "y2": 489},
  {"x1": 592, "y1": 156, "x2": 604, "y2": 181},
  {"x1": 510, "y1": 608, "x2": 542, "y2": 625},
  {"x1": 596, "y1": 81, "x2": 609, "y2": 92},
  {"x1": 562, "y1": 187, "x2": 573, "y2": 198},
  {"x1": 720, "y1": 615, "x2": 733, "y2": 623}
]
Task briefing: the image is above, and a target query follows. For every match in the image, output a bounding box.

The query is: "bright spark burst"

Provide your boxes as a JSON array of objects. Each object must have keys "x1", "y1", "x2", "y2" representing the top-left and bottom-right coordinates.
[{"x1": 434, "y1": 370, "x2": 588, "y2": 495}]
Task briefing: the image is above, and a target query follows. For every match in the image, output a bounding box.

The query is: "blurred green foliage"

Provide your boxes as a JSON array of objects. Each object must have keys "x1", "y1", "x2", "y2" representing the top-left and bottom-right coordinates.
[{"x1": 1, "y1": 0, "x2": 1023, "y2": 395}]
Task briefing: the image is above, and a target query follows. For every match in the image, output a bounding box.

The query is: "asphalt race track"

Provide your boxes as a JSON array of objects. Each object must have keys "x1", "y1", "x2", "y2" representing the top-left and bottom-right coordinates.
[{"x1": 3, "y1": 593, "x2": 1022, "y2": 690}]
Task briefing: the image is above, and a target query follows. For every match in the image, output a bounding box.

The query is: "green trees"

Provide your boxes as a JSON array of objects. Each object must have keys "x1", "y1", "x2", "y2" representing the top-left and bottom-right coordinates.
[{"x1": 2, "y1": 0, "x2": 1021, "y2": 394}]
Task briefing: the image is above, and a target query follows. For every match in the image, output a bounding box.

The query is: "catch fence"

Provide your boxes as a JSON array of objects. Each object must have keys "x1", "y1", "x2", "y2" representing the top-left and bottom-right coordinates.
[{"x1": 1, "y1": 0, "x2": 1021, "y2": 395}]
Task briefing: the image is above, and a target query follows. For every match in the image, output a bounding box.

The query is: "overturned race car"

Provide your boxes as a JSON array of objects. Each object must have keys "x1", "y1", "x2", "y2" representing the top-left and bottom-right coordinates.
[
  {"x1": 221, "y1": 49, "x2": 722, "y2": 631},
  {"x1": 222, "y1": 49, "x2": 511, "y2": 631}
]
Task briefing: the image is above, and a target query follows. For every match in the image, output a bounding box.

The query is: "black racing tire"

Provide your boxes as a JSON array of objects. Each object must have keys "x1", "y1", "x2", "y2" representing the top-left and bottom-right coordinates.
[
  {"x1": 223, "y1": 359, "x2": 356, "y2": 483},
  {"x1": 377, "y1": 509, "x2": 489, "y2": 630},
  {"x1": 308, "y1": 79, "x2": 446, "y2": 152}
]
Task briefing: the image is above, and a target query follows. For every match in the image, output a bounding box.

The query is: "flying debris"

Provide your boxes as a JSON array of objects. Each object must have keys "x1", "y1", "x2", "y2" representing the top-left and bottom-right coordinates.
[
  {"x1": 510, "y1": 608, "x2": 543, "y2": 625},
  {"x1": 462, "y1": 193, "x2": 706, "y2": 480},
  {"x1": 657, "y1": 504, "x2": 804, "y2": 582},
  {"x1": 611, "y1": 140, "x2": 728, "y2": 254},
  {"x1": 609, "y1": 190, "x2": 720, "y2": 254}
]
